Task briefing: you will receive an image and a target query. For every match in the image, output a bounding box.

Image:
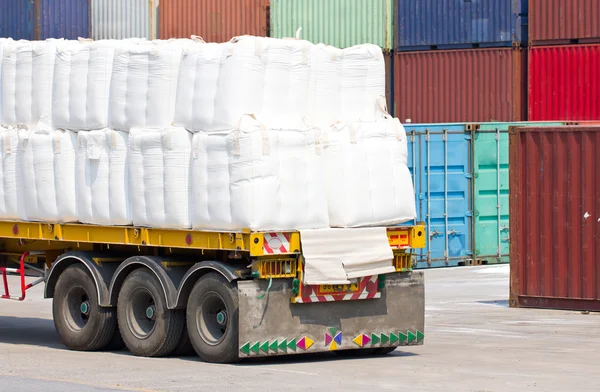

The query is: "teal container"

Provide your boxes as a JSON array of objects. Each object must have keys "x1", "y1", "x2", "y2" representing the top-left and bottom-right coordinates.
[{"x1": 472, "y1": 122, "x2": 567, "y2": 264}]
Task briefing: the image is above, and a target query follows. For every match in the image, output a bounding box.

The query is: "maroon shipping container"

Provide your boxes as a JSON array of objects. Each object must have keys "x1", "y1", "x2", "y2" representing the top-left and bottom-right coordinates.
[
  {"x1": 394, "y1": 48, "x2": 527, "y2": 124},
  {"x1": 509, "y1": 125, "x2": 600, "y2": 311},
  {"x1": 158, "y1": 0, "x2": 268, "y2": 42},
  {"x1": 529, "y1": 0, "x2": 600, "y2": 45},
  {"x1": 529, "y1": 45, "x2": 600, "y2": 121}
]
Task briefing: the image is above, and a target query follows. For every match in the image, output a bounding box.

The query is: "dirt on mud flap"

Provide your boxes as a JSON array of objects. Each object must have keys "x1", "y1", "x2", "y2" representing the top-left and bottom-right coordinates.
[{"x1": 237, "y1": 272, "x2": 425, "y2": 357}]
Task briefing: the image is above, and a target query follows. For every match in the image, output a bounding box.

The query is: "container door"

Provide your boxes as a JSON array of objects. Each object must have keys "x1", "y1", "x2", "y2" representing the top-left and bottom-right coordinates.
[{"x1": 405, "y1": 124, "x2": 472, "y2": 269}]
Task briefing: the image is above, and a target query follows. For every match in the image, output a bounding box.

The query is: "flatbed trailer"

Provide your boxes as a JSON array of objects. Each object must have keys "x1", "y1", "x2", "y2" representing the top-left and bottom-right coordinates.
[{"x1": 0, "y1": 221, "x2": 426, "y2": 363}]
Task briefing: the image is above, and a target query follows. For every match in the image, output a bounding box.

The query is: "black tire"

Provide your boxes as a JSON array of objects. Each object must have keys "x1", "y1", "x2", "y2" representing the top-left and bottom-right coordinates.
[
  {"x1": 186, "y1": 273, "x2": 239, "y2": 363},
  {"x1": 105, "y1": 327, "x2": 126, "y2": 351},
  {"x1": 52, "y1": 264, "x2": 117, "y2": 351},
  {"x1": 117, "y1": 268, "x2": 185, "y2": 357},
  {"x1": 171, "y1": 325, "x2": 196, "y2": 357}
]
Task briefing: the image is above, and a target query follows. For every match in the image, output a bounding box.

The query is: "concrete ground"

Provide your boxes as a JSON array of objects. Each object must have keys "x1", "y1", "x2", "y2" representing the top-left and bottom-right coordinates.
[{"x1": 1, "y1": 265, "x2": 598, "y2": 392}]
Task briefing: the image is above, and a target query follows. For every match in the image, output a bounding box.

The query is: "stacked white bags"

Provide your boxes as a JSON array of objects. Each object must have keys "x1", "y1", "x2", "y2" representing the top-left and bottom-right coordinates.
[
  {"x1": 109, "y1": 39, "x2": 186, "y2": 130},
  {"x1": 19, "y1": 127, "x2": 78, "y2": 222},
  {"x1": 1, "y1": 39, "x2": 61, "y2": 127},
  {"x1": 190, "y1": 115, "x2": 328, "y2": 231},
  {"x1": 0, "y1": 125, "x2": 21, "y2": 220},
  {"x1": 323, "y1": 117, "x2": 416, "y2": 227},
  {"x1": 76, "y1": 129, "x2": 130, "y2": 225},
  {"x1": 128, "y1": 127, "x2": 192, "y2": 229},
  {"x1": 0, "y1": 36, "x2": 416, "y2": 230}
]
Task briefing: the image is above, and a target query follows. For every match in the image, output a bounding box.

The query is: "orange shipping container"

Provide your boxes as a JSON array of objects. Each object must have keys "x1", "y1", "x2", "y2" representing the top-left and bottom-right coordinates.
[
  {"x1": 394, "y1": 48, "x2": 527, "y2": 124},
  {"x1": 159, "y1": 0, "x2": 268, "y2": 42}
]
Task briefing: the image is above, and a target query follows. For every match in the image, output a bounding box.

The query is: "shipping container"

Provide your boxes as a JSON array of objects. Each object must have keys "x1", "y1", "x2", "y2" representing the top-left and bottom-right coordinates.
[
  {"x1": 0, "y1": 0, "x2": 34, "y2": 40},
  {"x1": 529, "y1": 45, "x2": 600, "y2": 121},
  {"x1": 270, "y1": 0, "x2": 394, "y2": 50},
  {"x1": 91, "y1": 0, "x2": 157, "y2": 40},
  {"x1": 510, "y1": 125, "x2": 600, "y2": 312},
  {"x1": 36, "y1": 0, "x2": 90, "y2": 39},
  {"x1": 158, "y1": 0, "x2": 268, "y2": 42},
  {"x1": 472, "y1": 122, "x2": 566, "y2": 265},
  {"x1": 404, "y1": 123, "x2": 472, "y2": 268},
  {"x1": 529, "y1": 0, "x2": 600, "y2": 45},
  {"x1": 394, "y1": 48, "x2": 527, "y2": 124},
  {"x1": 384, "y1": 52, "x2": 393, "y2": 115},
  {"x1": 396, "y1": 0, "x2": 527, "y2": 51}
]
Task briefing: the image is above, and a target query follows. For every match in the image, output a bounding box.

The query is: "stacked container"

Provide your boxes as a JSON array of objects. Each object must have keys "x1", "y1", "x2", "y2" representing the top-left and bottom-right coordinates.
[
  {"x1": 395, "y1": 1, "x2": 529, "y2": 268},
  {"x1": 528, "y1": 1, "x2": 600, "y2": 121}
]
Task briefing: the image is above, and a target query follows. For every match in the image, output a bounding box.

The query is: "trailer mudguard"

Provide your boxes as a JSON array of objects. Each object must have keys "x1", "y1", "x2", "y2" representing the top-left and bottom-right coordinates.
[
  {"x1": 237, "y1": 271, "x2": 425, "y2": 357},
  {"x1": 108, "y1": 256, "x2": 188, "y2": 309},
  {"x1": 44, "y1": 251, "x2": 122, "y2": 307}
]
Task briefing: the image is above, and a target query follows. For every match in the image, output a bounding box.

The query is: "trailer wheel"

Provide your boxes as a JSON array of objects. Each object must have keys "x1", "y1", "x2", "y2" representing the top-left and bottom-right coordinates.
[
  {"x1": 186, "y1": 273, "x2": 239, "y2": 363},
  {"x1": 53, "y1": 264, "x2": 117, "y2": 351},
  {"x1": 117, "y1": 268, "x2": 185, "y2": 357},
  {"x1": 171, "y1": 325, "x2": 195, "y2": 357}
]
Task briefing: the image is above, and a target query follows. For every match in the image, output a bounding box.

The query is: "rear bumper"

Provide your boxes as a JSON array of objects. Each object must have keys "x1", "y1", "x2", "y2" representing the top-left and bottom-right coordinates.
[{"x1": 237, "y1": 271, "x2": 425, "y2": 357}]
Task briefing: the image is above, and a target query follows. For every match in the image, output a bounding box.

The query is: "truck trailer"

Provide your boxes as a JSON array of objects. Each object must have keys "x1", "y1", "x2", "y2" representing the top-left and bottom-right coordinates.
[{"x1": 0, "y1": 221, "x2": 425, "y2": 363}]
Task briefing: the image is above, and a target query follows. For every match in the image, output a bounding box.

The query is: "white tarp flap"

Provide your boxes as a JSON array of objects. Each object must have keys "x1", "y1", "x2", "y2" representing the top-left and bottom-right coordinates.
[{"x1": 300, "y1": 227, "x2": 395, "y2": 285}]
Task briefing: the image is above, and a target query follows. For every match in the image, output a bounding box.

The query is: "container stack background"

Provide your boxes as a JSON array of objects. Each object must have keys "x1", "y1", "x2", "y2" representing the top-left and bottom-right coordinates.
[{"x1": 1, "y1": 0, "x2": 599, "y2": 270}]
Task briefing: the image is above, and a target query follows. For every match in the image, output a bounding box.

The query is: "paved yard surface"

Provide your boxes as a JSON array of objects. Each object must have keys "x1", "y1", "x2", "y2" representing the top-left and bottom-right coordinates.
[{"x1": 1, "y1": 265, "x2": 598, "y2": 392}]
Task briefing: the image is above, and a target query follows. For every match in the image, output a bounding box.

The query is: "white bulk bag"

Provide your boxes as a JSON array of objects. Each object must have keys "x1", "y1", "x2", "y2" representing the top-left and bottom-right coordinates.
[
  {"x1": 1, "y1": 39, "x2": 61, "y2": 127},
  {"x1": 212, "y1": 36, "x2": 268, "y2": 130},
  {"x1": 307, "y1": 44, "x2": 343, "y2": 127},
  {"x1": 191, "y1": 115, "x2": 328, "y2": 231},
  {"x1": 76, "y1": 129, "x2": 130, "y2": 225},
  {"x1": 323, "y1": 118, "x2": 416, "y2": 227},
  {"x1": 109, "y1": 40, "x2": 186, "y2": 130},
  {"x1": 52, "y1": 40, "x2": 117, "y2": 130},
  {"x1": 128, "y1": 127, "x2": 192, "y2": 229},
  {"x1": 0, "y1": 126, "x2": 22, "y2": 219},
  {"x1": 18, "y1": 126, "x2": 77, "y2": 222},
  {"x1": 174, "y1": 40, "x2": 226, "y2": 131},
  {"x1": 261, "y1": 38, "x2": 312, "y2": 129},
  {"x1": 340, "y1": 44, "x2": 386, "y2": 122}
]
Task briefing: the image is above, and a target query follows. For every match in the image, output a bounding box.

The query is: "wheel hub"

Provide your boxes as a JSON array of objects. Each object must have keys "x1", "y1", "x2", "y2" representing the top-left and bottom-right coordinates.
[
  {"x1": 216, "y1": 310, "x2": 227, "y2": 326},
  {"x1": 80, "y1": 301, "x2": 90, "y2": 316},
  {"x1": 146, "y1": 305, "x2": 156, "y2": 320}
]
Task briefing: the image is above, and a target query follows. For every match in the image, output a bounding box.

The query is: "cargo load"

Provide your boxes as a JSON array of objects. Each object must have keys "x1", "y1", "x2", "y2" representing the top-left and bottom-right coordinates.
[{"x1": 0, "y1": 36, "x2": 416, "y2": 230}]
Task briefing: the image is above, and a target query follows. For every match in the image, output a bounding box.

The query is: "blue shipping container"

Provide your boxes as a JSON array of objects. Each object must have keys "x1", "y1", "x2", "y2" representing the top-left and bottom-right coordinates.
[
  {"x1": 37, "y1": 0, "x2": 90, "y2": 40},
  {"x1": 404, "y1": 124, "x2": 473, "y2": 269},
  {"x1": 396, "y1": 0, "x2": 528, "y2": 51},
  {"x1": 0, "y1": 0, "x2": 34, "y2": 40}
]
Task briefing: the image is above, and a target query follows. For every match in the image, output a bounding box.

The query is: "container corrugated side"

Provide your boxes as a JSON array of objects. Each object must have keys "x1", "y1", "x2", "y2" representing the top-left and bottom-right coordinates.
[
  {"x1": 36, "y1": 0, "x2": 90, "y2": 39},
  {"x1": 0, "y1": 0, "x2": 34, "y2": 40},
  {"x1": 472, "y1": 122, "x2": 567, "y2": 265},
  {"x1": 404, "y1": 123, "x2": 472, "y2": 268},
  {"x1": 529, "y1": 0, "x2": 600, "y2": 45},
  {"x1": 394, "y1": 48, "x2": 527, "y2": 124},
  {"x1": 529, "y1": 45, "x2": 600, "y2": 122},
  {"x1": 509, "y1": 125, "x2": 600, "y2": 311},
  {"x1": 396, "y1": 0, "x2": 527, "y2": 51},
  {"x1": 270, "y1": 0, "x2": 393, "y2": 50},
  {"x1": 159, "y1": 0, "x2": 268, "y2": 42},
  {"x1": 91, "y1": 0, "x2": 156, "y2": 40}
]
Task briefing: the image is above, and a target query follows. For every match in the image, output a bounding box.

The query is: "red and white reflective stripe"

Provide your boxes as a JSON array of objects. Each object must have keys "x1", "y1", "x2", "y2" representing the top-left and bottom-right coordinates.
[
  {"x1": 295, "y1": 276, "x2": 380, "y2": 303},
  {"x1": 263, "y1": 232, "x2": 291, "y2": 254}
]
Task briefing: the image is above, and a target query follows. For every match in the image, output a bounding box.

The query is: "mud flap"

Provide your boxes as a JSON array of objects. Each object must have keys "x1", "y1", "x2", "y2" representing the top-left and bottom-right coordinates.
[{"x1": 237, "y1": 272, "x2": 425, "y2": 357}]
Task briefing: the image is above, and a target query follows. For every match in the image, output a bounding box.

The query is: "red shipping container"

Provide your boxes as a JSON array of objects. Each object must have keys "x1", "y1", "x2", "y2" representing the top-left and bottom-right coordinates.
[
  {"x1": 509, "y1": 125, "x2": 600, "y2": 312},
  {"x1": 394, "y1": 48, "x2": 527, "y2": 124},
  {"x1": 529, "y1": 0, "x2": 600, "y2": 45},
  {"x1": 159, "y1": 0, "x2": 268, "y2": 42},
  {"x1": 529, "y1": 45, "x2": 600, "y2": 121}
]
